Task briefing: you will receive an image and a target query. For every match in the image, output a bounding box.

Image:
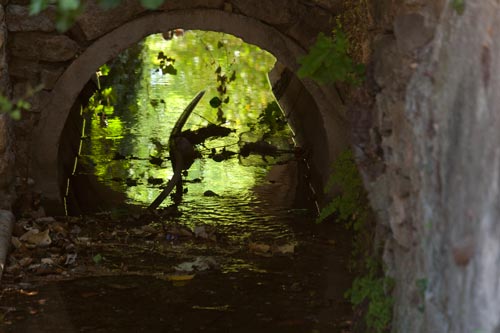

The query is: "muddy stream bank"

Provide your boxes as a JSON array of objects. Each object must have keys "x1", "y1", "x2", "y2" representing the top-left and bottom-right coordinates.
[{"x1": 1, "y1": 162, "x2": 354, "y2": 332}]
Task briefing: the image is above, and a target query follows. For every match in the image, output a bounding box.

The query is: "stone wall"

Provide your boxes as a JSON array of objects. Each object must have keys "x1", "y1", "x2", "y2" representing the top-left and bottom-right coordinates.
[
  {"x1": 3, "y1": 0, "x2": 499, "y2": 332},
  {"x1": 0, "y1": 1, "x2": 15, "y2": 210},
  {"x1": 358, "y1": 0, "x2": 500, "y2": 332}
]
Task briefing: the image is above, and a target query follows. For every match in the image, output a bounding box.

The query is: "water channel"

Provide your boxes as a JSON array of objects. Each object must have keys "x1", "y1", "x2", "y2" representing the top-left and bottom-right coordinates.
[{"x1": 1, "y1": 31, "x2": 354, "y2": 332}]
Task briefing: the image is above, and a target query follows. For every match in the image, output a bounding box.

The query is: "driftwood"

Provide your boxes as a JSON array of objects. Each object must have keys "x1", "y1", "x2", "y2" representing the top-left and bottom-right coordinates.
[{"x1": 148, "y1": 91, "x2": 205, "y2": 210}]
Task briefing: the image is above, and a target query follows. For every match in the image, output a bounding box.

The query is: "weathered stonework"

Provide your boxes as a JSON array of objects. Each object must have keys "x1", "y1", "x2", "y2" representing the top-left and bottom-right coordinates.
[
  {"x1": 10, "y1": 32, "x2": 80, "y2": 62},
  {"x1": 0, "y1": 115, "x2": 15, "y2": 209},
  {"x1": 2, "y1": 1, "x2": 499, "y2": 332},
  {"x1": 6, "y1": 5, "x2": 57, "y2": 32},
  {"x1": 0, "y1": 4, "x2": 14, "y2": 210},
  {"x1": 76, "y1": 0, "x2": 145, "y2": 41}
]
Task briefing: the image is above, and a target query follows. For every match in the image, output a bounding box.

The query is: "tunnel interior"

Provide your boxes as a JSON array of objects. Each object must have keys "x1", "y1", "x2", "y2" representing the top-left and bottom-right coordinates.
[
  {"x1": 2, "y1": 4, "x2": 387, "y2": 332},
  {"x1": 56, "y1": 30, "x2": 330, "y2": 217},
  {"x1": 30, "y1": 10, "x2": 349, "y2": 216}
]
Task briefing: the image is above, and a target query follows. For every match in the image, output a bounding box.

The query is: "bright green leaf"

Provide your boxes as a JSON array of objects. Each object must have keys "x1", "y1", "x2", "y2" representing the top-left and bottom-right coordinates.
[{"x1": 29, "y1": 0, "x2": 50, "y2": 15}]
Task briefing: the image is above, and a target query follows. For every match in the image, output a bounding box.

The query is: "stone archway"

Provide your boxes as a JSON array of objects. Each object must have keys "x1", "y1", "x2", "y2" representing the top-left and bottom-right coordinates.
[{"x1": 30, "y1": 9, "x2": 349, "y2": 213}]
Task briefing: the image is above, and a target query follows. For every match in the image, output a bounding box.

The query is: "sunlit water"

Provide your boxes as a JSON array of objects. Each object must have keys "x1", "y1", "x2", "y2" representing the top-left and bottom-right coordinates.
[{"x1": 75, "y1": 31, "x2": 300, "y2": 243}]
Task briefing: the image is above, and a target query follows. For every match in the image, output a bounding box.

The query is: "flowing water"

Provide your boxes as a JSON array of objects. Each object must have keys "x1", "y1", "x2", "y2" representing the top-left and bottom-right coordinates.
[
  {"x1": 71, "y1": 31, "x2": 300, "y2": 243},
  {"x1": 1, "y1": 32, "x2": 354, "y2": 332}
]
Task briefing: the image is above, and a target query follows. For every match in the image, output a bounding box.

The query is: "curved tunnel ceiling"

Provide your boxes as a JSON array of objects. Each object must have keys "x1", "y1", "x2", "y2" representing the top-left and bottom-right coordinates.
[{"x1": 32, "y1": 9, "x2": 349, "y2": 213}]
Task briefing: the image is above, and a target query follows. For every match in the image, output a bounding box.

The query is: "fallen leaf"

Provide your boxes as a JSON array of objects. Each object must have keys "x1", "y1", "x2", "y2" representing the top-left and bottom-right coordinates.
[
  {"x1": 166, "y1": 274, "x2": 195, "y2": 281},
  {"x1": 92, "y1": 254, "x2": 103, "y2": 264},
  {"x1": 41, "y1": 258, "x2": 55, "y2": 265},
  {"x1": 19, "y1": 229, "x2": 51, "y2": 247},
  {"x1": 272, "y1": 243, "x2": 295, "y2": 255},
  {"x1": 19, "y1": 257, "x2": 34, "y2": 267},
  {"x1": 249, "y1": 242, "x2": 271, "y2": 254}
]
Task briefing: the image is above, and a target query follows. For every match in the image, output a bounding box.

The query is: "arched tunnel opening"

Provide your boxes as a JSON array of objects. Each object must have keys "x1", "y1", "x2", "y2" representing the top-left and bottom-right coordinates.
[
  {"x1": 60, "y1": 30, "x2": 320, "y2": 218},
  {"x1": 3, "y1": 8, "x2": 375, "y2": 333},
  {"x1": 5, "y1": 1, "x2": 497, "y2": 332}
]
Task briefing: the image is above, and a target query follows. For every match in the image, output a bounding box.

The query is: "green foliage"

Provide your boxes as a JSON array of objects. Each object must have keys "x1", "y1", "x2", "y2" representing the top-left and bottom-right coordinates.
[
  {"x1": 156, "y1": 52, "x2": 177, "y2": 75},
  {"x1": 209, "y1": 52, "x2": 237, "y2": 123},
  {"x1": 316, "y1": 149, "x2": 368, "y2": 226},
  {"x1": 346, "y1": 257, "x2": 394, "y2": 333},
  {"x1": 451, "y1": 0, "x2": 465, "y2": 14},
  {"x1": 257, "y1": 101, "x2": 286, "y2": 135},
  {"x1": 245, "y1": 101, "x2": 287, "y2": 141},
  {"x1": 347, "y1": 274, "x2": 394, "y2": 332},
  {"x1": 298, "y1": 30, "x2": 365, "y2": 85},
  {"x1": 0, "y1": 85, "x2": 42, "y2": 120},
  {"x1": 318, "y1": 149, "x2": 393, "y2": 332}
]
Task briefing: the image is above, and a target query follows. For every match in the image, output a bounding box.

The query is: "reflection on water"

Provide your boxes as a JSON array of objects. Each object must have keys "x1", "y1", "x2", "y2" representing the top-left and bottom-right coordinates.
[{"x1": 75, "y1": 30, "x2": 300, "y2": 242}]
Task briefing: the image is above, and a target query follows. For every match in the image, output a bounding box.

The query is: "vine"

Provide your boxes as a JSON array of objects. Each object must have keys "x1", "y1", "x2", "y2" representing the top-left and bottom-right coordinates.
[{"x1": 317, "y1": 149, "x2": 393, "y2": 332}]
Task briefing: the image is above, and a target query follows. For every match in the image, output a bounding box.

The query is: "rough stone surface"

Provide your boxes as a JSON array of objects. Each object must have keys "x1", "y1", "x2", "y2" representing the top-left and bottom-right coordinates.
[
  {"x1": 10, "y1": 32, "x2": 79, "y2": 61},
  {"x1": 8, "y1": 57, "x2": 40, "y2": 79},
  {"x1": 3, "y1": 1, "x2": 499, "y2": 332},
  {"x1": 6, "y1": 5, "x2": 56, "y2": 32},
  {"x1": 40, "y1": 66, "x2": 64, "y2": 90},
  {"x1": 402, "y1": 3, "x2": 500, "y2": 330},
  {"x1": 0, "y1": 23, "x2": 4, "y2": 50},
  {"x1": 160, "y1": 0, "x2": 225, "y2": 10},
  {"x1": 0, "y1": 115, "x2": 15, "y2": 210},
  {"x1": 394, "y1": 12, "x2": 434, "y2": 53},
  {"x1": 232, "y1": 0, "x2": 299, "y2": 26},
  {"x1": 287, "y1": 4, "x2": 334, "y2": 47},
  {"x1": 76, "y1": 0, "x2": 145, "y2": 41}
]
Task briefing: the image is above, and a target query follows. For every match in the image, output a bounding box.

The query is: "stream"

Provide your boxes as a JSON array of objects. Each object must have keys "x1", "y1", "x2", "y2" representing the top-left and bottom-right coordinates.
[{"x1": 1, "y1": 31, "x2": 354, "y2": 332}]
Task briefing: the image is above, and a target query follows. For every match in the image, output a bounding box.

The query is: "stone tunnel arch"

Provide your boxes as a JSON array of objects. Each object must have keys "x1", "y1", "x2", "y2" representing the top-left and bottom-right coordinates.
[{"x1": 31, "y1": 9, "x2": 350, "y2": 214}]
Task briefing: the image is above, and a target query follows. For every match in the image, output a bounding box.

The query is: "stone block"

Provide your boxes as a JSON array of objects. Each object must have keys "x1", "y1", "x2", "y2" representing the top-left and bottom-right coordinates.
[
  {"x1": 160, "y1": 0, "x2": 225, "y2": 10},
  {"x1": 40, "y1": 66, "x2": 64, "y2": 90},
  {"x1": 288, "y1": 4, "x2": 333, "y2": 46},
  {"x1": 373, "y1": 34, "x2": 403, "y2": 89},
  {"x1": 6, "y1": 4, "x2": 56, "y2": 32},
  {"x1": 370, "y1": 0, "x2": 396, "y2": 31},
  {"x1": 8, "y1": 58, "x2": 40, "y2": 79},
  {"x1": 394, "y1": 12, "x2": 434, "y2": 53},
  {"x1": 10, "y1": 32, "x2": 79, "y2": 62},
  {"x1": 76, "y1": 0, "x2": 145, "y2": 41},
  {"x1": 232, "y1": 0, "x2": 298, "y2": 26}
]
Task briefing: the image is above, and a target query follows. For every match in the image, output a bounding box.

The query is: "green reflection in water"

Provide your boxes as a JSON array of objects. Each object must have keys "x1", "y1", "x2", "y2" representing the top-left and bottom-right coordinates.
[{"x1": 81, "y1": 31, "x2": 287, "y2": 208}]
